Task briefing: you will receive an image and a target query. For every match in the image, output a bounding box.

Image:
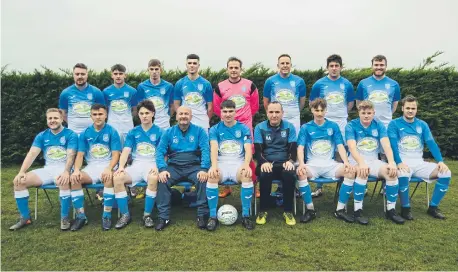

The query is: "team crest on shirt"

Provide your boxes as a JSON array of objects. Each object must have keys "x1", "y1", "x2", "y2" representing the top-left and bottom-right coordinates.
[
  {"x1": 372, "y1": 129, "x2": 378, "y2": 137},
  {"x1": 290, "y1": 81, "x2": 296, "y2": 88},
  {"x1": 60, "y1": 136, "x2": 66, "y2": 145},
  {"x1": 241, "y1": 85, "x2": 247, "y2": 92},
  {"x1": 416, "y1": 126, "x2": 422, "y2": 134},
  {"x1": 150, "y1": 134, "x2": 156, "y2": 142},
  {"x1": 189, "y1": 135, "x2": 195, "y2": 142},
  {"x1": 281, "y1": 131, "x2": 287, "y2": 138},
  {"x1": 235, "y1": 130, "x2": 241, "y2": 138},
  {"x1": 266, "y1": 135, "x2": 271, "y2": 141},
  {"x1": 160, "y1": 88, "x2": 166, "y2": 95},
  {"x1": 327, "y1": 128, "x2": 333, "y2": 136},
  {"x1": 385, "y1": 84, "x2": 391, "y2": 90},
  {"x1": 340, "y1": 83, "x2": 345, "y2": 90},
  {"x1": 197, "y1": 84, "x2": 203, "y2": 91},
  {"x1": 172, "y1": 136, "x2": 178, "y2": 144},
  {"x1": 103, "y1": 134, "x2": 109, "y2": 142},
  {"x1": 124, "y1": 91, "x2": 129, "y2": 98},
  {"x1": 87, "y1": 93, "x2": 93, "y2": 100}
]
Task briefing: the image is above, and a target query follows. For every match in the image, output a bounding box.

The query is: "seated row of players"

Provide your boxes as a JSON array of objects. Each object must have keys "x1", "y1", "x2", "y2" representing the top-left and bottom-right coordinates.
[{"x1": 10, "y1": 95, "x2": 451, "y2": 231}]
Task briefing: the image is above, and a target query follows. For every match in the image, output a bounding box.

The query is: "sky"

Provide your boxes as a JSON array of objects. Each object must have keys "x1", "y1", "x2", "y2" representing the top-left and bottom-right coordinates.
[{"x1": 2, "y1": 0, "x2": 458, "y2": 73}]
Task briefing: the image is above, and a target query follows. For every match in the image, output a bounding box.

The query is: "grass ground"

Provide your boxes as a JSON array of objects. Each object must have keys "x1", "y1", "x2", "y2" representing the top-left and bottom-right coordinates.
[{"x1": 1, "y1": 161, "x2": 458, "y2": 271}]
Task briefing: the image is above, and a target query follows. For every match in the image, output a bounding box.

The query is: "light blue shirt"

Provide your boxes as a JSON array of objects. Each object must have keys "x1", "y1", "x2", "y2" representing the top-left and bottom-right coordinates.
[
  {"x1": 103, "y1": 83, "x2": 138, "y2": 135},
  {"x1": 32, "y1": 128, "x2": 78, "y2": 167},
  {"x1": 78, "y1": 124, "x2": 121, "y2": 164},
  {"x1": 124, "y1": 125, "x2": 162, "y2": 162},
  {"x1": 345, "y1": 118, "x2": 387, "y2": 161},
  {"x1": 209, "y1": 121, "x2": 251, "y2": 162}
]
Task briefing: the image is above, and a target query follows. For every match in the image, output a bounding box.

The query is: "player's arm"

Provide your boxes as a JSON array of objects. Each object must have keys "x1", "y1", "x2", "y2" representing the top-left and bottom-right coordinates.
[
  {"x1": 337, "y1": 144, "x2": 350, "y2": 164},
  {"x1": 118, "y1": 147, "x2": 132, "y2": 170},
  {"x1": 262, "y1": 97, "x2": 270, "y2": 112},
  {"x1": 392, "y1": 83, "x2": 401, "y2": 114},
  {"x1": 298, "y1": 79, "x2": 307, "y2": 111},
  {"x1": 299, "y1": 97, "x2": 306, "y2": 112},
  {"x1": 61, "y1": 111, "x2": 68, "y2": 123},
  {"x1": 262, "y1": 78, "x2": 271, "y2": 111},
  {"x1": 208, "y1": 140, "x2": 219, "y2": 178},
  {"x1": 14, "y1": 146, "x2": 41, "y2": 185},
  {"x1": 355, "y1": 81, "x2": 364, "y2": 108},
  {"x1": 59, "y1": 91, "x2": 69, "y2": 123},
  {"x1": 380, "y1": 137, "x2": 397, "y2": 177},
  {"x1": 423, "y1": 122, "x2": 446, "y2": 171},
  {"x1": 156, "y1": 131, "x2": 169, "y2": 171},
  {"x1": 173, "y1": 100, "x2": 181, "y2": 113},
  {"x1": 172, "y1": 80, "x2": 183, "y2": 113},
  {"x1": 296, "y1": 128, "x2": 307, "y2": 177},
  {"x1": 73, "y1": 152, "x2": 84, "y2": 172},
  {"x1": 207, "y1": 102, "x2": 213, "y2": 119},
  {"x1": 346, "y1": 81, "x2": 356, "y2": 113},
  {"x1": 254, "y1": 125, "x2": 271, "y2": 172}
]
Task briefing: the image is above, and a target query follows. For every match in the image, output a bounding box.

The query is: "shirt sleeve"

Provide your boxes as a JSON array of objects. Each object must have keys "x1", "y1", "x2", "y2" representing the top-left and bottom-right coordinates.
[
  {"x1": 345, "y1": 123, "x2": 356, "y2": 142},
  {"x1": 333, "y1": 123, "x2": 344, "y2": 145},
  {"x1": 156, "y1": 129, "x2": 169, "y2": 171},
  {"x1": 378, "y1": 121, "x2": 388, "y2": 138},
  {"x1": 103, "y1": 89, "x2": 110, "y2": 106},
  {"x1": 297, "y1": 125, "x2": 306, "y2": 146},
  {"x1": 393, "y1": 82, "x2": 401, "y2": 102},
  {"x1": 67, "y1": 131, "x2": 78, "y2": 151},
  {"x1": 250, "y1": 82, "x2": 260, "y2": 116},
  {"x1": 208, "y1": 126, "x2": 218, "y2": 141},
  {"x1": 32, "y1": 132, "x2": 44, "y2": 149},
  {"x1": 213, "y1": 85, "x2": 222, "y2": 118},
  {"x1": 288, "y1": 123, "x2": 297, "y2": 143},
  {"x1": 243, "y1": 125, "x2": 252, "y2": 144},
  {"x1": 110, "y1": 128, "x2": 122, "y2": 152},
  {"x1": 173, "y1": 80, "x2": 182, "y2": 102},
  {"x1": 167, "y1": 84, "x2": 174, "y2": 106},
  {"x1": 346, "y1": 81, "x2": 355, "y2": 102},
  {"x1": 422, "y1": 122, "x2": 443, "y2": 162},
  {"x1": 263, "y1": 78, "x2": 272, "y2": 100},
  {"x1": 59, "y1": 90, "x2": 68, "y2": 111},
  {"x1": 298, "y1": 78, "x2": 306, "y2": 98},
  {"x1": 136, "y1": 84, "x2": 145, "y2": 102},
  {"x1": 254, "y1": 124, "x2": 263, "y2": 144},
  {"x1": 78, "y1": 132, "x2": 88, "y2": 153},
  {"x1": 387, "y1": 121, "x2": 402, "y2": 164},
  {"x1": 124, "y1": 130, "x2": 134, "y2": 149},
  {"x1": 356, "y1": 82, "x2": 364, "y2": 100},
  {"x1": 198, "y1": 128, "x2": 210, "y2": 170},
  {"x1": 130, "y1": 88, "x2": 139, "y2": 107},
  {"x1": 204, "y1": 82, "x2": 213, "y2": 103},
  {"x1": 309, "y1": 81, "x2": 320, "y2": 101}
]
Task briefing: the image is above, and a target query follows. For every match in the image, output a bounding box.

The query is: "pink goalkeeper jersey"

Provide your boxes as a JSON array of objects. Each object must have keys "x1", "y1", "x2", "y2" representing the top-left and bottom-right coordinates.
[{"x1": 214, "y1": 78, "x2": 259, "y2": 134}]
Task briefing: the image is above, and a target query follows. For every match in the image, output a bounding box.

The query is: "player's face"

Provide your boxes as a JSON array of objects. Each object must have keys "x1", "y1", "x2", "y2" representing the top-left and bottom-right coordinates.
[
  {"x1": 186, "y1": 59, "x2": 200, "y2": 75},
  {"x1": 311, "y1": 106, "x2": 326, "y2": 122},
  {"x1": 327, "y1": 61, "x2": 341, "y2": 79},
  {"x1": 402, "y1": 101, "x2": 417, "y2": 121},
  {"x1": 227, "y1": 61, "x2": 241, "y2": 81},
  {"x1": 277, "y1": 56, "x2": 292, "y2": 77},
  {"x1": 267, "y1": 103, "x2": 284, "y2": 126},
  {"x1": 176, "y1": 107, "x2": 192, "y2": 126},
  {"x1": 138, "y1": 107, "x2": 154, "y2": 125},
  {"x1": 73, "y1": 68, "x2": 88, "y2": 87},
  {"x1": 90, "y1": 108, "x2": 107, "y2": 127},
  {"x1": 111, "y1": 70, "x2": 126, "y2": 85},
  {"x1": 148, "y1": 66, "x2": 161, "y2": 80},
  {"x1": 46, "y1": 112, "x2": 63, "y2": 131},
  {"x1": 372, "y1": 60, "x2": 386, "y2": 77},
  {"x1": 221, "y1": 107, "x2": 236, "y2": 123},
  {"x1": 359, "y1": 108, "x2": 375, "y2": 126}
]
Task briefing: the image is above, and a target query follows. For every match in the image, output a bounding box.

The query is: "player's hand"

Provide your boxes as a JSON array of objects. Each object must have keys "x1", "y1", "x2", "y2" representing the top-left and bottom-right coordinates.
[
  {"x1": 283, "y1": 161, "x2": 294, "y2": 171},
  {"x1": 13, "y1": 172, "x2": 26, "y2": 186},
  {"x1": 240, "y1": 163, "x2": 252, "y2": 178},
  {"x1": 114, "y1": 167, "x2": 126, "y2": 177},
  {"x1": 261, "y1": 162, "x2": 273, "y2": 173},
  {"x1": 343, "y1": 162, "x2": 353, "y2": 174},
  {"x1": 357, "y1": 163, "x2": 370, "y2": 179},
  {"x1": 197, "y1": 171, "x2": 208, "y2": 183},
  {"x1": 71, "y1": 170, "x2": 82, "y2": 185},
  {"x1": 159, "y1": 171, "x2": 170, "y2": 183},
  {"x1": 437, "y1": 162, "x2": 450, "y2": 174},
  {"x1": 397, "y1": 162, "x2": 410, "y2": 173},
  {"x1": 149, "y1": 167, "x2": 159, "y2": 176},
  {"x1": 101, "y1": 167, "x2": 113, "y2": 184},
  {"x1": 56, "y1": 170, "x2": 70, "y2": 186},
  {"x1": 296, "y1": 164, "x2": 307, "y2": 177},
  {"x1": 386, "y1": 163, "x2": 397, "y2": 178},
  {"x1": 208, "y1": 167, "x2": 219, "y2": 179}
]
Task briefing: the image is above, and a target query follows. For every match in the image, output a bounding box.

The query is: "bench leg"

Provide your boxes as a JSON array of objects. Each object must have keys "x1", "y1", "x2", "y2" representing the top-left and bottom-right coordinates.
[{"x1": 35, "y1": 188, "x2": 39, "y2": 220}]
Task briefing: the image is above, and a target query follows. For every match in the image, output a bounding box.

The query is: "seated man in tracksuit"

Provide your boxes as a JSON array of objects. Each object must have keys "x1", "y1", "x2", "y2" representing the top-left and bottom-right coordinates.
[
  {"x1": 254, "y1": 101, "x2": 298, "y2": 226},
  {"x1": 155, "y1": 106, "x2": 210, "y2": 231}
]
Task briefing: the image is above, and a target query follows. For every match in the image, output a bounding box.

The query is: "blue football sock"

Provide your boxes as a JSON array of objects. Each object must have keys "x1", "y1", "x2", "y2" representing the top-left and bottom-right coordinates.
[
  {"x1": 353, "y1": 178, "x2": 367, "y2": 211},
  {"x1": 115, "y1": 191, "x2": 129, "y2": 216},
  {"x1": 206, "y1": 183, "x2": 219, "y2": 218},
  {"x1": 337, "y1": 178, "x2": 354, "y2": 209},
  {"x1": 385, "y1": 180, "x2": 399, "y2": 210},
  {"x1": 298, "y1": 179, "x2": 314, "y2": 210},
  {"x1": 398, "y1": 176, "x2": 410, "y2": 208},
  {"x1": 431, "y1": 175, "x2": 451, "y2": 207},
  {"x1": 59, "y1": 189, "x2": 71, "y2": 218},
  {"x1": 241, "y1": 183, "x2": 254, "y2": 217},
  {"x1": 14, "y1": 190, "x2": 30, "y2": 219},
  {"x1": 103, "y1": 187, "x2": 114, "y2": 218},
  {"x1": 144, "y1": 189, "x2": 156, "y2": 215},
  {"x1": 71, "y1": 189, "x2": 86, "y2": 219}
]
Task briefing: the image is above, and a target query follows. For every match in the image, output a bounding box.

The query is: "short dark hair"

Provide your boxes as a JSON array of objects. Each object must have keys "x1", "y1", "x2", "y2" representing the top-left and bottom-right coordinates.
[
  {"x1": 371, "y1": 55, "x2": 387, "y2": 65},
  {"x1": 148, "y1": 59, "x2": 161, "y2": 67},
  {"x1": 267, "y1": 101, "x2": 284, "y2": 111},
  {"x1": 91, "y1": 103, "x2": 107, "y2": 112},
  {"x1": 309, "y1": 98, "x2": 327, "y2": 110},
  {"x1": 186, "y1": 54, "x2": 200, "y2": 61},
  {"x1": 227, "y1": 57, "x2": 242, "y2": 67},
  {"x1": 327, "y1": 54, "x2": 342, "y2": 67},
  {"x1": 401, "y1": 95, "x2": 418, "y2": 106},
  {"x1": 278, "y1": 54, "x2": 291, "y2": 62},
  {"x1": 137, "y1": 99, "x2": 156, "y2": 113},
  {"x1": 73, "y1": 63, "x2": 88, "y2": 70},
  {"x1": 111, "y1": 64, "x2": 126, "y2": 72},
  {"x1": 221, "y1": 100, "x2": 236, "y2": 109}
]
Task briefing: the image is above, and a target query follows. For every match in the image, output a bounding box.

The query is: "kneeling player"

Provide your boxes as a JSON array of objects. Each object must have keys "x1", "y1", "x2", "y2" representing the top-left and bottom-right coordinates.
[
  {"x1": 335, "y1": 100, "x2": 403, "y2": 225},
  {"x1": 388, "y1": 95, "x2": 452, "y2": 220},
  {"x1": 113, "y1": 100, "x2": 162, "y2": 229},
  {"x1": 206, "y1": 100, "x2": 254, "y2": 231},
  {"x1": 10, "y1": 109, "x2": 78, "y2": 231},
  {"x1": 70, "y1": 104, "x2": 121, "y2": 231},
  {"x1": 296, "y1": 98, "x2": 355, "y2": 223}
]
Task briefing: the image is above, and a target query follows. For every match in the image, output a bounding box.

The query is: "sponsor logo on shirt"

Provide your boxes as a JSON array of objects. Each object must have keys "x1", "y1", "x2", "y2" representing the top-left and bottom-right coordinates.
[
  {"x1": 310, "y1": 140, "x2": 332, "y2": 156},
  {"x1": 111, "y1": 100, "x2": 129, "y2": 114},
  {"x1": 149, "y1": 96, "x2": 165, "y2": 110},
  {"x1": 229, "y1": 95, "x2": 246, "y2": 110},
  {"x1": 325, "y1": 92, "x2": 344, "y2": 105},
  {"x1": 90, "y1": 144, "x2": 110, "y2": 159},
  {"x1": 172, "y1": 136, "x2": 178, "y2": 144},
  {"x1": 275, "y1": 89, "x2": 295, "y2": 104},
  {"x1": 399, "y1": 136, "x2": 421, "y2": 151},
  {"x1": 46, "y1": 146, "x2": 67, "y2": 162},
  {"x1": 184, "y1": 92, "x2": 204, "y2": 106},
  {"x1": 357, "y1": 137, "x2": 378, "y2": 153},
  {"x1": 136, "y1": 142, "x2": 156, "y2": 157},
  {"x1": 72, "y1": 102, "x2": 91, "y2": 117},
  {"x1": 368, "y1": 91, "x2": 389, "y2": 104},
  {"x1": 219, "y1": 140, "x2": 242, "y2": 155}
]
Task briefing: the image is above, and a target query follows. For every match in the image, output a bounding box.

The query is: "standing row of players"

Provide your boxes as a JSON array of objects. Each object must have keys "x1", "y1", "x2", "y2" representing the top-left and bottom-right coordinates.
[{"x1": 8, "y1": 53, "x2": 450, "y2": 230}]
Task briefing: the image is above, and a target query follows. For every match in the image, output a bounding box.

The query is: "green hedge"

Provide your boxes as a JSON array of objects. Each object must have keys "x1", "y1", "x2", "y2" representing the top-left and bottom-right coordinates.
[{"x1": 2, "y1": 66, "x2": 457, "y2": 164}]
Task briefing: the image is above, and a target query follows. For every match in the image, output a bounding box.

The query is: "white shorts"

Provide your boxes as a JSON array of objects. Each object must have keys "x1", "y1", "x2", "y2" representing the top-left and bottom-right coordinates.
[
  {"x1": 82, "y1": 163, "x2": 109, "y2": 184},
  {"x1": 398, "y1": 160, "x2": 437, "y2": 183},
  {"x1": 350, "y1": 159, "x2": 386, "y2": 178},
  {"x1": 307, "y1": 161, "x2": 343, "y2": 179},
  {"x1": 125, "y1": 161, "x2": 157, "y2": 186},
  {"x1": 31, "y1": 166, "x2": 63, "y2": 185},
  {"x1": 218, "y1": 161, "x2": 244, "y2": 183},
  {"x1": 285, "y1": 115, "x2": 300, "y2": 138}
]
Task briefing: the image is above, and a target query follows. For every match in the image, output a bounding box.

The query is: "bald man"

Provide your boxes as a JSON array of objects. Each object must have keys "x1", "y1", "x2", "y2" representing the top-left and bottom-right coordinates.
[{"x1": 155, "y1": 106, "x2": 210, "y2": 230}]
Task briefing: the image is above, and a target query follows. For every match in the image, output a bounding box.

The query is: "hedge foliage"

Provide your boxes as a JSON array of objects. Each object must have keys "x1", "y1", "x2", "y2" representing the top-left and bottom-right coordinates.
[{"x1": 2, "y1": 65, "x2": 457, "y2": 164}]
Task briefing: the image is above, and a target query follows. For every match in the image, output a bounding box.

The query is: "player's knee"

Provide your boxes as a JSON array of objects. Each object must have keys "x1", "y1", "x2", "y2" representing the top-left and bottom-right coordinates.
[
  {"x1": 113, "y1": 175, "x2": 126, "y2": 187},
  {"x1": 397, "y1": 170, "x2": 411, "y2": 178},
  {"x1": 70, "y1": 183, "x2": 82, "y2": 190},
  {"x1": 59, "y1": 184, "x2": 70, "y2": 191},
  {"x1": 104, "y1": 179, "x2": 114, "y2": 188},
  {"x1": 208, "y1": 176, "x2": 220, "y2": 184}
]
